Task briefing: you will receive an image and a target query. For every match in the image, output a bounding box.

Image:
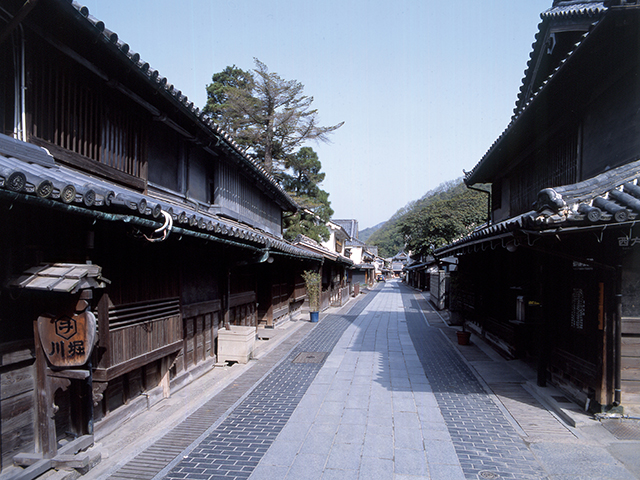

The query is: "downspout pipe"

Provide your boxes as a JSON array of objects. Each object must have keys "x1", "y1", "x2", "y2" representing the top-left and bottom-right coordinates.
[
  {"x1": 614, "y1": 264, "x2": 622, "y2": 407},
  {"x1": 466, "y1": 184, "x2": 491, "y2": 226}
]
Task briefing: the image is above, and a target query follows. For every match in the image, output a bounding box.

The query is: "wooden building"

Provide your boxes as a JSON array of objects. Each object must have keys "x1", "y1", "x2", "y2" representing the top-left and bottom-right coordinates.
[
  {"x1": 437, "y1": 0, "x2": 640, "y2": 414},
  {"x1": 0, "y1": 0, "x2": 322, "y2": 475},
  {"x1": 292, "y1": 234, "x2": 354, "y2": 311},
  {"x1": 332, "y1": 219, "x2": 380, "y2": 287},
  {"x1": 405, "y1": 255, "x2": 437, "y2": 291}
]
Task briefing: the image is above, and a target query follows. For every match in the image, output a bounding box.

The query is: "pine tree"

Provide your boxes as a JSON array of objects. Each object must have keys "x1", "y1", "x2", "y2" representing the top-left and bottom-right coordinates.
[
  {"x1": 204, "y1": 59, "x2": 343, "y2": 173},
  {"x1": 281, "y1": 147, "x2": 333, "y2": 242}
]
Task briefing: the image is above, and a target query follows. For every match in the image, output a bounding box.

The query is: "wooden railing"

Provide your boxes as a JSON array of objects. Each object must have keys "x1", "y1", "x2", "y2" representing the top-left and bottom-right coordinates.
[
  {"x1": 320, "y1": 290, "x2": 331, "y2": 311},
  {"x1": 94, "y1": 297, "x2": 183, "y2": 381},
  {"x1": 182, "y1": 300, "x2": 221, "y2": 370},
  {"x1": 108, "y1": 298, "x2": 181, "y2": 330}
]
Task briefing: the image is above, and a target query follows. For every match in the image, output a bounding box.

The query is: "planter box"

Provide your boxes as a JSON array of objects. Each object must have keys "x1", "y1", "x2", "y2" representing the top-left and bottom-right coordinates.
[{"x1": 218, "y1": 326, "x2": 256, "y2": 364}]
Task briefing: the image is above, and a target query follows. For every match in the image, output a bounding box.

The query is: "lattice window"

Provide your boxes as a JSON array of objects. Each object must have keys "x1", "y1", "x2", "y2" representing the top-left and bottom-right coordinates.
[
  {"x1": 28, "y1": 44, "x2": 145, "y2": 178},
  {"x1": 510, "y1": 128, "x2": 578, "y2": 215},
  {"x1": 570, "y1": 288, "x2": 585, "y2": 330}
]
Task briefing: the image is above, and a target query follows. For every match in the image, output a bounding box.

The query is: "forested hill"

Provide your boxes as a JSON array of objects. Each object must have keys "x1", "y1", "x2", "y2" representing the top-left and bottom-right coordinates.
[
  {"x1": 365, "y1": 179, "x2": 487, "y2": 258},
  {"x1": 358, "y1": 222, "x2": 385, "y2": 243}
]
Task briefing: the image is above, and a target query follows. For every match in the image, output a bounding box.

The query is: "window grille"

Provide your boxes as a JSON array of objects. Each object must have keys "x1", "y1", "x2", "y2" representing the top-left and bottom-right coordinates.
[
  {"x1": 28, "y1": 45, "x2": 145, "y2": 179},
  {"x1": 510, "y1": 129, "x2": 578, "y2": 215}
]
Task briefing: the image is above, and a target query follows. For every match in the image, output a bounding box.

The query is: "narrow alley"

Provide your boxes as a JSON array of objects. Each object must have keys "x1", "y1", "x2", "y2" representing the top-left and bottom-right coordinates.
[{"x1": 88, "y1": 280, "x2": 639, "y2": 480}]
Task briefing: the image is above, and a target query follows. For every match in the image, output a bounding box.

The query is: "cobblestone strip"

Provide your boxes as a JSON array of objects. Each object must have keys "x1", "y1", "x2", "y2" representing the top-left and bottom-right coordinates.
[
  {"x1": 160, "y1": 291, "x2": 380, "y2": 480},
  {"x1": 107, "y1": 322, "x2": 315, "y2": 480},
  {"x1": 401, "y1": 289, "x2": 549, "y2": 480}
]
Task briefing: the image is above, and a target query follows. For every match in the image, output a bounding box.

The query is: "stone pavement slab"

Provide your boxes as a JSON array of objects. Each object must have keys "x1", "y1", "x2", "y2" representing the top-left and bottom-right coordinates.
[
  {"x1": 84, "y1": 280, "x2": 640, "y2": 480},
  {"x1": 157, "y1": 288, "x2": 380, "y2": 480},
  {"x1": 250, "y1": 281, "x2": 464, "y2": 480}
]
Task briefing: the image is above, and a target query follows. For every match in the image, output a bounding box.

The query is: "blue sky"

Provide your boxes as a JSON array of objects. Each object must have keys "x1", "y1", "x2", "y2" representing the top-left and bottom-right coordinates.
[{"x1": 82, "y1": 0, "x2": 551, "y2": 229}]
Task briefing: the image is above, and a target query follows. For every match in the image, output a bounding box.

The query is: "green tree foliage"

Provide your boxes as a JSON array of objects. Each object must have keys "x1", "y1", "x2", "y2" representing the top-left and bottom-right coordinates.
[
  {"x1": 366, "y1": 220, "x2": 405, "y2": 258},
  {"x1": 399, "y1": 185, "x2": 486, "y2": 256},
  {"x1": 204, "y1": 59, "x2": 343, "y2": 173},
  {"x1": 203, "y1": 65, "x2": 253, "y2": 136},
  {"x1": 358, "y1": 222, "x2": 385, "y2": 243},
  {"x1": 281, "y1": 147, "x2": 333, "y2": 242},
  {"x1": 367, "y1": 179, "x2": 487, "y2": 258}
]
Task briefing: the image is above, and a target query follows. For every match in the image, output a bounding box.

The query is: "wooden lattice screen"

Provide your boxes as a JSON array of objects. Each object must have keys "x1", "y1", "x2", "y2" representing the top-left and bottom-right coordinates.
[
  {"x1": 510, "y1": 128, "x2": 578, "y2": 215},
  {"x1": 28, "y1": 44, "x2": 145, "y2": 178}
]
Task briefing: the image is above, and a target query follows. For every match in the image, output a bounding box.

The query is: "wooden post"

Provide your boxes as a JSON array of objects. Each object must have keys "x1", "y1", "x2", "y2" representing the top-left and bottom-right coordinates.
[
  {"x1": 96, "y1": 292, "x2": 110, "y2": 369},
  {"x1": 84, "y1": 361, "x2": 94, "y2": 435},
  {"x1": 160, "y1": 356, "x2": 171, "y2": 398},
  {"x1": 537, "y1": 260, "x2": 548, "y2": 387},
  {"x1": 80, "y1": 289, "x2": 94, "y2": 436},
  {"x1": 223, "y1": 267, "x2": 231, "y2": 329},
  {"x1": 33, "y1": 321, "x2": 57, "y2": 458}
]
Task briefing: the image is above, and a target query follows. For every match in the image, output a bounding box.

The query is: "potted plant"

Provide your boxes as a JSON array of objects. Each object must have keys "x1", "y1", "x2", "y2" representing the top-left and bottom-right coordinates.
[
  {"x1": 457, "y1": 323, "x2": 471, "y2": 345},
  {"x1": 302, "y1": 269, "x2": 321, "y2": 322}
]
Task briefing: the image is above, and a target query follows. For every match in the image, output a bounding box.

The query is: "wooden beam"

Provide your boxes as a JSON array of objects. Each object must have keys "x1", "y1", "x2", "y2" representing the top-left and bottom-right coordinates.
[
  {"x1": 92, "y1": 341, "x2": 183, "y2": 382},
  {"x1": 0, "y1": 0, "x2": 40, "y2": 46},
  {"x1": 4, "y1": 458, "x2": 53, "y2": 480},
  {"x1": 182, "y1": 299, "x2": 222, "y2": 318},
  {"x1": 33, "y1": 321, "x2": 56, "y2": 458},
  {"x1": 96, "y1": 292, "x2": 110, "y2": 369}
]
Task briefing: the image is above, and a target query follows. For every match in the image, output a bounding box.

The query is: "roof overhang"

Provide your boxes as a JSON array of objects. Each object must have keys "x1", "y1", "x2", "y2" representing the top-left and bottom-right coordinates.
[
  {"x1": 437, "y1": 159, "x2": 640, "y2": 257},
  {"x1": 0, "y1": 144, "x2": 321, "y2": 262},
  {"x1": 465, "y1": 6, "x2": 640, "y2": 186},
  {"x1": 10, "y1": 263, "x2": 109, "y2": 293},
  {"x1": 292, "y1": 235, "x2": 354, "y2": 266}
]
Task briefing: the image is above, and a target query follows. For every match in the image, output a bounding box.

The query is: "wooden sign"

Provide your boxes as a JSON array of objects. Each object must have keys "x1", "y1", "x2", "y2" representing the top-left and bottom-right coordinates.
[{"x1": 37, "y1": 300, "x2": 96, "y2": 368}]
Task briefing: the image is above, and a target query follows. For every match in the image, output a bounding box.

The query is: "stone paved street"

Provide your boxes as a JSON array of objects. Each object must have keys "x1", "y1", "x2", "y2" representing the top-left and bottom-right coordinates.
[
  {"x1": 89, "y1": 279, "x2": 640, "y2": 480},
  {"x1": 401, "y1": 289, "x2": 546, "y2": 479}
]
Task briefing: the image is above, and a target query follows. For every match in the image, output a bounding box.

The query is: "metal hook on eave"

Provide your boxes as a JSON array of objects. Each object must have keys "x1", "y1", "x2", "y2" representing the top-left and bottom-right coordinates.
[
  {"x1": 525, "y1": 232, "x2": 540, "y2": 247},
  {"x1": 143, "y1": 210, "x2": 173, "y2": 243},
  {"x1": 593, "y1": 228, "x2": 605, "y2": 244}
]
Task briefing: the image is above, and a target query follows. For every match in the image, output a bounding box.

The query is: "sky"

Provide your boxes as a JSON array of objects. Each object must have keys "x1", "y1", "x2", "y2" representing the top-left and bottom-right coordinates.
[{"x1": 82, "y1": 0, "x2": 551, "y2": 229}]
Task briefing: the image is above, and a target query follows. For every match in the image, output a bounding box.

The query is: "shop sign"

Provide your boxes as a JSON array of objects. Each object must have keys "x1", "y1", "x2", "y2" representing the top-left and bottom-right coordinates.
[
  {"x1": 619, "y1": 236, "x2": 640, "y2": 248},
  {"x1": 37, "y1": 300, "x2": 96, "y2": 367}
]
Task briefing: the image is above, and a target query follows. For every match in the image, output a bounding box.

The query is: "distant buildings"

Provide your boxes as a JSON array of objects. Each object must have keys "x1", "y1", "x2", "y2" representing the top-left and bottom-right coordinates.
[{"x1": 333, "y1": 219, "x2": 387, "y2": 285}]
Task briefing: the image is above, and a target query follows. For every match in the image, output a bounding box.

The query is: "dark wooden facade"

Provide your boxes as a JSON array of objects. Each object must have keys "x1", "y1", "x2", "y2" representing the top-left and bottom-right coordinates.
[
  {"x1": 438, "y1": 1, "x2": 640, "y2": 413},
  {"x1": 0, "y1": 0, "x2": 322, "y2": 473}
]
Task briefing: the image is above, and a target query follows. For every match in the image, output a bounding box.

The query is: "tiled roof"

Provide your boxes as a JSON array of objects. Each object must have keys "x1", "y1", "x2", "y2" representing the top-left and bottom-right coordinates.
[
  {"x1": 542, "y1": 1, "x2": 608, "y2": 19},
  {"x1": 327, "y1": 221, "x2": 350, "y2": 240},
  {"x1": 346, "y1": 238, "x2": 366, "y2": 247},
  {"x1": 465, "y1": 1, "x2": 610, "y2": 185},
  {"x1": 292, "y1": 235, "x2": 354, "y2": 265},
  {"x1": 333, "y1": 219, "x2": 359, "y2": 239},
  {"x1": 56, "y1": 1, "x2": 296, "y2": 211},
  {"x1": 0, "y1": 141, "x2": 321, "y2": 261},
  {"x1": 438, "y1": 159, "x2": 640, "y2": 256}
]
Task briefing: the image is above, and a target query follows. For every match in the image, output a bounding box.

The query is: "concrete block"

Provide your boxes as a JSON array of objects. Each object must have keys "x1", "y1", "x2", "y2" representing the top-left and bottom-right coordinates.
[{"x1": 218, "y1": 326, "x2": 256, "y2": 364}]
